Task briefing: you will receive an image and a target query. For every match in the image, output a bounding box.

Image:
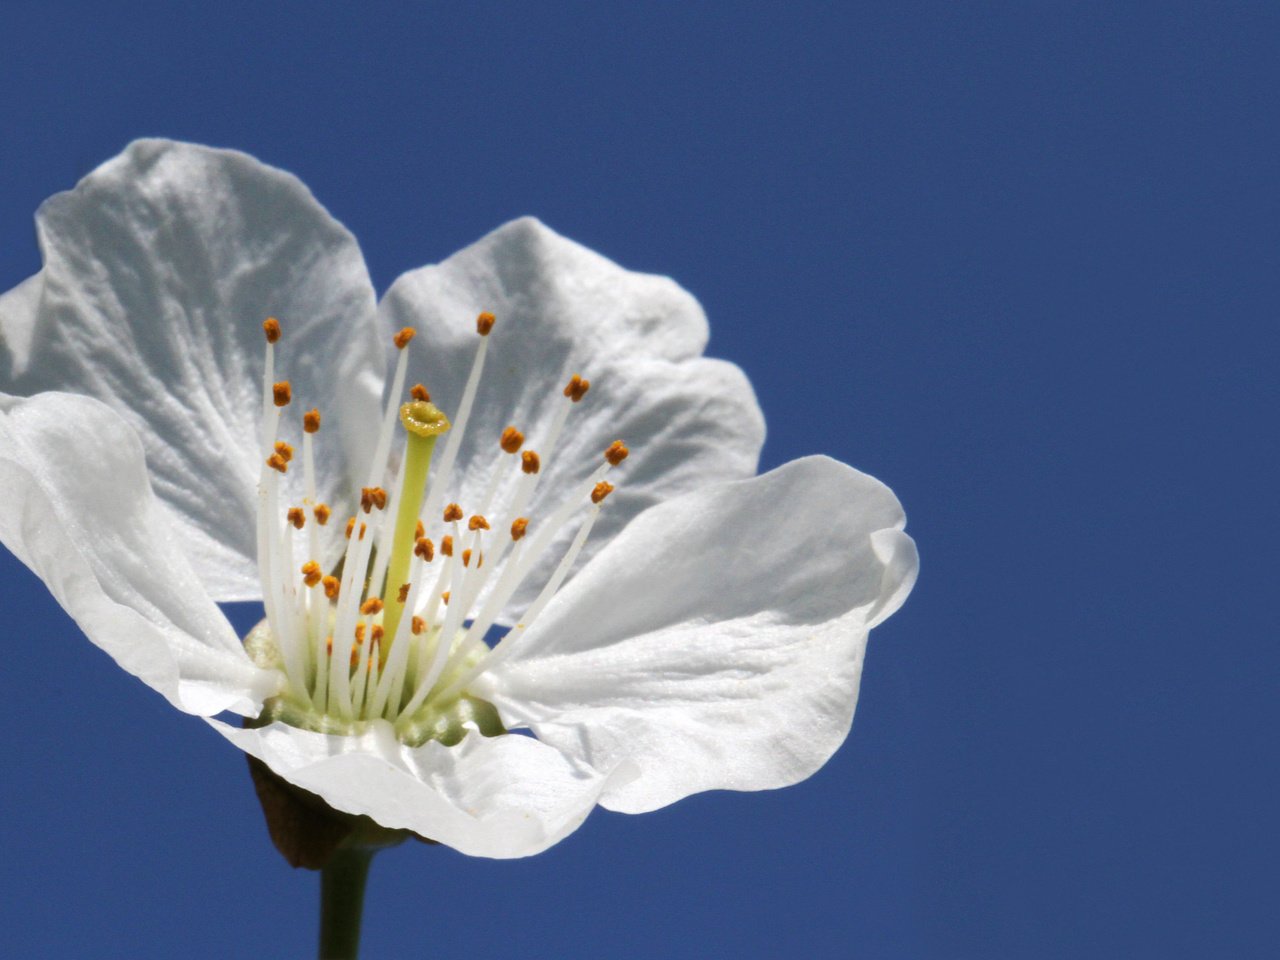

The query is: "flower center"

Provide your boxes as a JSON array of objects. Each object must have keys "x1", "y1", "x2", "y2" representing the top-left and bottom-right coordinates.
[{"x1": 246, "y1": 313, "x2": 627, "y2": 747}]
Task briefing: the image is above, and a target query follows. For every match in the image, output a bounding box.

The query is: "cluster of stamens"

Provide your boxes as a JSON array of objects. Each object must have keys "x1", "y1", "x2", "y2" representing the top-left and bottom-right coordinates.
[{"x1": 249, "y1": 312, "x2": 628, "y2": 745}]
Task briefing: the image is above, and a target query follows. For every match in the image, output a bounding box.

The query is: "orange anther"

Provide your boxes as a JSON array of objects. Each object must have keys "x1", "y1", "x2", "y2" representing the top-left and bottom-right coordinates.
[
  {"x1": 415, "y1": 537, "x2": 435, "y2": 561},
  {"x1": 591, "y1": 481, "x2": 616, "y2": 504},
  {"x1": 323, "y1": 575, "x2": 340, "y2": 599},
  {"x1": 415, "y1": 519, "x2": 425, "y2": 539},
  {"x1": 371, "y1": 624, "x2": 385, "y2": 643},
  {"x1": 393, "y1": 327, "x2": 416, "y2": 349},
  {"x1": 361, "y1": 487, "x2": 387, "y2": 513},
  {"x1": 563, "y1": 374, "x2": 590, "y2": 402},
  {"x1": 397, "y1": 583, "x2": 411, "y2": 603},
  {"x1": 358, "y1": 522, "x2": 367, "y2": 540},
  {"x1": 476, "y1": 311, "x2": 496, "y2": 336},
  {"x1": 325, "y1": 635, "x2": 334, "y2": 655},
  {"x1": 511, "y1": 517, "x2": 529, "y2": 541},
  {"x1": 441, "y1": 535, "x2": 454, "y2": 557},
  {"x1": 360, "y1": 597, "x2": 384, "y2": 615},
  {"x1": 461, "y1": 549, "x2": 472, "y2": 567},
  {"x1": 468, "y1": 514, "x2": 490, "y2": 531},
  {"x1": 500, "y1": 426, "x2": 524, "y2": 453},
  {"x1": 354, "y1": 623, "x2": 367, "y2": 643},
  {"x1": 411, "y1": 616, "x2": 426, "y2": 635},
  {"x1": 287, "y1": 507, "x2": 306, "y2": 529},
  {"x1": 441, "y1": 591, "x2": 451, "y2": 605},
  {"x1": 263, "y1": 317, "x2": 281, "y2": 343},
  {"x1": 313, "y1": 503, "x2": 332, "y2": 526},
  {"x1": 272, "y1": 381, "x2": 292, "y2": 407},
  {"x1": 521, "y1": 450, "x2": 541, "y2": 474},
  {"x1": 303, "y1": 408, "x2": 321, "y2": 433},
  {"x1": 266, "y1": 453, "x2": 289, "y2": 473},
  {"x1": 443, "y1": 503, "x2": 464, "y2": 523},
  {"x1": 301, "y1": 561, "x2": 322, "y2": 587},
  {"x1": 604, "y1": 440, "x2": 629, "y2": 466},
  {"x1": 410, "y1": 383, "x2": 431, "y2": 402},
  {"x1": 274, "y1": 441, "x2": 294, "y2": 462}
]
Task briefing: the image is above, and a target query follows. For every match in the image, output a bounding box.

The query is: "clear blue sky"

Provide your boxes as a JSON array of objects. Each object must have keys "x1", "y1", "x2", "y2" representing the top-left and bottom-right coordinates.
[{"x1": 1, "y1": 3, "x2": 1274, "y2": 957}]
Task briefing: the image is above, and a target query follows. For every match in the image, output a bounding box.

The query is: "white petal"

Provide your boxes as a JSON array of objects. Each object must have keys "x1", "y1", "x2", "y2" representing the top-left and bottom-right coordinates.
[
  {"x1": 0, "y1": 139, "x2": 384, "y2": 599},
  {"x1": 208, "y1": 719, "x2": 628, "y2": 859},
  {"x1": 379, "y1": 217, "x2": 764, "y2": 617},
  {"x1": 0, "y1": 392, "x2": 280, "y2": 715},
  {"x1": 484, "y1": 455, "x2": 918, "y2": 813}
]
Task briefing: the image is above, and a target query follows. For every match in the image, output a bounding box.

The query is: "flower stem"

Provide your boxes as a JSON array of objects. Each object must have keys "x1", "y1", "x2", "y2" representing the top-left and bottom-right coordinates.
[{"x1": 318, "y1": 846, "x2": 376, "y2": 960}]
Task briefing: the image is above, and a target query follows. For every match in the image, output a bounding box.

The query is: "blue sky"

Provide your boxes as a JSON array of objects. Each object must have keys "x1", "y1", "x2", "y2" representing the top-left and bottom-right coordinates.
[{"x1": 0, "y1": 3, "x2": 1274, "y2": 957}]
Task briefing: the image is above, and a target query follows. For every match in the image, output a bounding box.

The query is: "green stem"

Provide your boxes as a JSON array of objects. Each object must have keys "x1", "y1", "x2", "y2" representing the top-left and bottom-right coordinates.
[{"x1": 318, "y1": 846, "x2": 375, "y2": 960}]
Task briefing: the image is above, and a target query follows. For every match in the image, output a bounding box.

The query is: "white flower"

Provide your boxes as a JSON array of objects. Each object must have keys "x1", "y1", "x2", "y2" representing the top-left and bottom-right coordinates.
[{"x1": 0, "y1": 140, "x2": 917, "y2": 859}]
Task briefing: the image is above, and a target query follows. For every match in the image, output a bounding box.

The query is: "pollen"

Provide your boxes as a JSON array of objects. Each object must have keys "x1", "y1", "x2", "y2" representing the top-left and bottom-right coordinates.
[
  {"x1": 272, "y1": 381, "x2": 292, "y2": 407},
  {"x1": 468, "y1": 514, "x2": 490, "y2": 531},
  {"x1": 410, "y1": 383, "x2": 430, "y2": 402},
  {"x1": 286, "y1": 507, "x2": 306, "y2": 529},
  {"x1": 300, "y1": 561, "x2": 323, "y2": 587},
  {"x1": 411, "y1": 616, "x2": 426, "y2": 635},
  {"x1": 313, "y1": 503, "x2": 332, "y2": 525},
  {"x1": 361, "y1": 487, "x2": 388, "y2": 513},
  {"x1": 303, "y1": 408, "x2": 322, "y2": 433},
  {"x1": 263, "y1": 317, "x2": 281, "y2": 343},
  {"x1": 522, "y1": 450, "x2": 541, "y2": 474},
  {"x1": 393, "y1": 327, "x2": 416, "y2": 349},
  {"x1": 443, "y1": 503, "x2": 464, "y2": 523},
  {"x1": 563, "y1": 374, "x2": 590, "y2": 402},
  {"x1": 397, "y1": 583, "x2": 411, "y2": 603},
  {"x1": 604, "y1": 440, "x2": 630, "y2": 466},
  {"x1": 274, "y1": 441, "x2": 294, "y2": 463},
  {"x1": 591, "y1": 481, "x2": 616, "y2": 504},
  {"x1": 414, "y1": 537, "x2": 434, "y2": 561},
  {"x1": 476, "y1": 311, "x2": 496, "y2": 336},
  {"x1": 500, "y1": 426, "x2": 524, "y2": 453},
  {"x1": 322, "y1": 575, "x2": 340, "y2": 599},
  {"x1": 511, "y1": 517, "x2": 529, "y2": 541},
  {"x1": 266, "y1": 453, "x2": 289, "y2": 473},
  {"x1": 441, "y1": 535, "x2": 454, "y2": 557},
  {"x1": 360, "y1": 598, "x2": 384, "y2": 615}
]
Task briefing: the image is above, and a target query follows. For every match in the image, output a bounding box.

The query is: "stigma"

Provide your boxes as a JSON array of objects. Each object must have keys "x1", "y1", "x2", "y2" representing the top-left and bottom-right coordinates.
[{"x1": 246, "y1": 314, "x2": 628, "y2": 746}]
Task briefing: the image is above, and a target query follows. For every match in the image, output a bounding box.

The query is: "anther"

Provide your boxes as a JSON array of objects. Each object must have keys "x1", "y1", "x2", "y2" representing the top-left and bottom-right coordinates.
[
  {"x1": 605, "y1": 440, "x2": 630, "y2": 466},
  {"x1": 414, "y1": 537, "x2": 434, "y2": 561},
  {"x1": 287, "y1": 507, "x2": 306, "y2": 529},
  {"x1": 274, "y1": 441, "x2": 294, "y2": 463},
  {"x1": 361, "y1": 487, "x2": 388, "y2": 513},
  {"x1": 371, "y1": 625, "x2": 385, "y2": 643},
  {"x1": 468, "y1": 514, "x2": 490, "y2": 531},
  {"x1": 266, "y1": 453, "x2": 289, "y2": 473},
  {"x1": 354, "y1": 623, "x2": 367, "y2": 643},
  {"x1": 303, "y1": 408, "x2": 321, "y2": 433},
  {"x1": 462, "y1": 549, "x2": 472, "y2": 567},
  {"x1": 500, "y1": 426, "x2": 524, "y2": 453},
  {"x1": 300, "y1": 561, "x2": 322, "y2": 587},
  {"x1": 411, "y1": 616, "x2": 426, "y2": 635},
  {"x1": 410, "y1": 383, "x2": 430, "y2": 402},
  {"x1": 313, "y1": 503, "x2": 332, "y2": 525},
  {"x1": 397, "y1": 583, "x2": 411, "y2": 603},
  {"x1": 323, "y1": 576, "x2": 340, "y2": 599},
  {"x1": 263, "y1": 317, "x2": 281, "y2": 343},
  {"x1": 563, "y1": 374, "x2": 590, "y2": 402},
  {"x1": 273, "y1": 381, "x2": 292, "y2": 407},
  {"x1": 443, "y1": 503, "x2": 464, "y2": 523},
  {"x1": 476, "y1": 311, "x2": 496, "y2": 336},
  {"x1": 441, "y1": 535, "x2": 454, "y2": 557},
  {"x1": 442, "y1": 591, "x2": 451, "y2": 605},
  {"x1": 393, "y1": 327, "x2": 416, "y2": 349},
  {"x1": 591, "y1": 481, "x2": 616, "y2": 504},
  {"x1": 415, "y1": 519, "x2": 425, "y2": 539},
  {"x1": 345, "y1": 517, "x2": 356, "y2": 539},
  {"x1": 360, "y1": 598, "x2": 384, "y2": 615},
  {"x1": 522, "y1": 450, "x2": 541, "y2": 474},
  {"x1": 511, "y1": 517, "x2": 529, "y2": 541},
  {"x1": 359, "y1": 523, "x2": 367, "y2": 540}
]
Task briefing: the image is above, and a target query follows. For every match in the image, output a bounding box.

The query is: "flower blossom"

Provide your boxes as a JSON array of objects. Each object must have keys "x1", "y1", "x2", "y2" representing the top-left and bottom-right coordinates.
[{"x1": 0, "y1": 140, "x2": 917, "y2": 859}]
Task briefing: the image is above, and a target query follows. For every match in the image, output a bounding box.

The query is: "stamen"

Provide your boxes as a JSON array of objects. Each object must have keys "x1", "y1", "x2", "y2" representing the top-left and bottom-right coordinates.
[
  {"x1": 468, "y1": 514, "x2": 490, "y2": 531},
  {"x1": 563, "y1": 374, "x2": 590, "y2": 402},
  {"x1": 476, "y1": 311, "x2": 496, "y2": 335},
  {"x1": 415, "y1": 537, "x2": 435, "y2": 561},
  {"x1": 266, "y1": 453, "x2": 289, "y2": 473},
  {"x1": 361, "y1": 487, "x2": 388, "y2": 513},
  {"x1": 461, "y1": 549, "x2": 472, "y2": 567},
  {"x1": 345, "y1": 517, "x2": 356, "y2": 539},
  {"x1": 393, "y1": 327, "x2": 417, "y2": 349},
  {"x1": 522, "y1": 450, "x2": 541, "y2": 474},
  {"x1": 397, "y1": 583, "x2": 411, "y2": 603},
  {"x1": 443, "y1": 503, "x2": 464, "y2": 523},
  {"x1": 323, "y1": 575, "x2": 340, "y2": 599},
  {"x1": 511, "y1": 517, "x2": 529, "y2": 541},
  {"x1": 410, "y1": 383, "x2": 430, "y2": 402},
  {"x1": 313, "y1": 503, "x2": 331, "y2": 525},
  {"x1": 274, "y1": 441, "x2": 294, "y2": 462},
  {"x1": 500, "y1": 427, "x2": 524, "y2": 453},
  {"x1": 303, "y1": 409, "x2": 321, "y2": 433},
  {"x1": 360, "y1": 598, "x2": 384, "y2": 615},
  {"x1": 591, "y1": 481, "x2": 615, "y2": 504},
  {"x1": 605, "y1": 440, "x2": 630, "y2": 465},
  {"x1": 262, "y1": 317, "x2": 281, "y2": 343},
  {"x1": 412, "y1": 617, "x2": 425, "y2": 634},
  {"x1": 300, "y1": 561, "x2": 322, "y2": 587},
  {"x1": 287, "y1": 507, "x2": 306, "y2": 529},
  {"x1": 273, "y1": 381, "x2": 292, "y2": 407},
  {"x1": 441, "y1": 535, "x2": 454, "y2": 557},
  {"x1": 415, "y1": 519, "x2": 425, "y2": 539}
]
